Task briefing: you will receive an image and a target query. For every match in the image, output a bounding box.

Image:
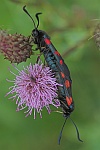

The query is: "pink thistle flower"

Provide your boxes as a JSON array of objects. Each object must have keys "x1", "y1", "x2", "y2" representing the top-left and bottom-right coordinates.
[{"x1": 6, "y1": 63, "x2": 62, "y2": 118}]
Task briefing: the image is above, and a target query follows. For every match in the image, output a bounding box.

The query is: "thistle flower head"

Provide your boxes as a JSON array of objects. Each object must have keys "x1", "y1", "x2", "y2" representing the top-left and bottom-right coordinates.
[
  {"x1": 0, "y1": 30, "x2": 33, "y2": 63},
  {"x1": 6, "y1": 63, "x2": 62, "y2": 118}
]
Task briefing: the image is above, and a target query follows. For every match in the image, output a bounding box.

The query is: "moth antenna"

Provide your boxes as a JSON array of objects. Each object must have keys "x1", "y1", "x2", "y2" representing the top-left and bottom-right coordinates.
[
  {"x1": 58, "y1": 116, "x2": 83, "y2": 145},
  {"x1": 35, "y1": 13, "x2": 42, "y2": 28},
  {"x1": 58, "y1": 118, "x2": 67, "y2": 145},
  {"x1": 23, "y1": 6, "x2": 42, "y2": 29},
  {"x1": 23, "y1": 5, "x2": 36, "y2": 29},
  {"x1": 69, "y1": 117, "x2": 83, "y2": 142}
]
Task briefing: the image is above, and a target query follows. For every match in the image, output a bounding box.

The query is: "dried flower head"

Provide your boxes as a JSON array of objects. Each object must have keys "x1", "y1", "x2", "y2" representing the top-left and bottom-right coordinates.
[
  {"x1": 0, "y1": 30, "x2": 33, "y2": 63},
  {"x1": 94, "y1": 23, "x2": 100, "y2": 49},
  {"x1": 6, "y1": 63, "x2": 62, "y2": 118}
]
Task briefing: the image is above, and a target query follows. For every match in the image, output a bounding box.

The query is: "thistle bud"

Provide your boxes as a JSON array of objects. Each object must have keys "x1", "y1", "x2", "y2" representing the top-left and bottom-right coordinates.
[
  {"x1": 94, "y1": 23, "x2": 100, "y2": 49},
  {"x1": 0, "y1": 30, "x2": 33, "y2": 63}
]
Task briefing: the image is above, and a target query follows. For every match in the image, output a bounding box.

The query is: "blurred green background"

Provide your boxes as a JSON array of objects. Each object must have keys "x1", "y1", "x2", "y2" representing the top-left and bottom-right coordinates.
[{"x1": 0, "y1": 0, "x2": 100, "y2": 150}]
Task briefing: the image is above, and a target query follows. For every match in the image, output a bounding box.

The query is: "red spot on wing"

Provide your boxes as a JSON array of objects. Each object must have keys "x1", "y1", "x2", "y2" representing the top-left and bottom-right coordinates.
[
  {"x1": 54, "y1": 51, "x2": 60, "y2": 56},
  {"x1": 44, "y1": 38, "x2": 51, "y2": 45},
  {"x1": 66, "y1": 96, "x2": 72, "y2": 106},
  {"x1": 60, "y1": 59, "x2": 63, "y2": 65},
  {"x1": 61, "y1": 72, "x2": 65, "y2": 78},
  {"x1": 65, "y1": 80, "x2": 70, "y2": 88}
]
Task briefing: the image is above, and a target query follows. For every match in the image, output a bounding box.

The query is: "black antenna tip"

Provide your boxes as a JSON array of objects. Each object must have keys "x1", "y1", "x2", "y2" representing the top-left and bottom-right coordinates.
[
  {"x1": 77, "y1": 133, "x2": 83, "y2": 142},
  {"x1": 23, "y1": 5, "x2": 26, "y2": 10},
  {"x1": 79, "y1": 138, "x2": 83, "y2": 142},
  {"x1": 36, "y1": 12, "x2": 42, "y2": 15}
]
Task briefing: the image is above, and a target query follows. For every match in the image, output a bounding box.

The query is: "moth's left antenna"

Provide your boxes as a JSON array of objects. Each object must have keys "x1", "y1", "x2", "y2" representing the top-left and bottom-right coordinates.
[{"x1": 23, "y1": 5, "x2": 36, "y2": 29}]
